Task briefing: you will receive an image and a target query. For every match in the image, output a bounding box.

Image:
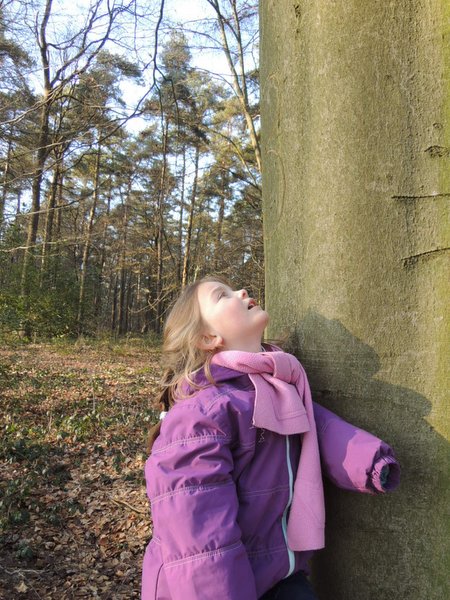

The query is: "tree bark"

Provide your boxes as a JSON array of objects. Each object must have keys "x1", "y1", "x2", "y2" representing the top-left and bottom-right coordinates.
[
  {"x1": 181, "y1": 143, "x2": 200, "y2": 287},
  {"x1": 111, "y1": 272, "x2": 118, "y2": 334},
  {"x1": 0, "y1": 126, "x2": 14, "y2": 231},
  {"x1": 214, "y1": 169, "x2": 226, "y2": 270},
  {"x1": 40, "y1": 158, "x2": 61, "y2": 286},
  {"x1": 117, "y1": 182, "x2": 130, "y2": 336},
  {"x1": 51, "y1": 162, "x2": 64, "y2": 286},
  {"x1": 261, "y1": 2, "x2": 450, "y2": 599},
  {"x1": 20, "y1": 0, "x2": 53, "y2": 301},
  {"x1": 155, "y1": 119, "x2": 169, "y2": 333},
  {"x1": 94, "y1": 178, "x2": 112, "y2": 322},
  {"x1": 77, "y1": 142, "x2": 102, "y2": 334},
  {"x1": 177, "y1": 144, "x2": 186, "y2": 285}
]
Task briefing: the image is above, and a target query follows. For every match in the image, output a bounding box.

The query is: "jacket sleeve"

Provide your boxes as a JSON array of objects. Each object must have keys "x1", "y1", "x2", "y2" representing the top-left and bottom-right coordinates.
[
  {"x1": 313, "y1": 402, "x2": 400, "y2": 494},
  {"x1": 145, "y1": 403, "x2": 257, "y2": 600}
]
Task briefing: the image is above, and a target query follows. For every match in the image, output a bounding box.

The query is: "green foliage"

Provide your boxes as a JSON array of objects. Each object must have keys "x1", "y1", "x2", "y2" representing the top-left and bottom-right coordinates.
[
  {"x1": 0, "y1": 293, "x2": 23, "y2": 331},
  {"x1": 15, "y1": 540, "x2": 36, "y2": 560},
  {"x1": 0, "y1": 287, "x2": 79, "y2": 339},
  {"x1": 0, "y1": 252, "x2": 84, "y2": 338},
  {"x1": 0, "y1": 477, "x2": 32, "y2": 530}
]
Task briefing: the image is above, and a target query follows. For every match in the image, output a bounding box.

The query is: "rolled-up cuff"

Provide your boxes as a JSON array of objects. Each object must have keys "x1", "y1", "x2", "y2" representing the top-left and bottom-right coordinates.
[{"x1": 370, "y1": 455, "x2": 400, "y2": 493}]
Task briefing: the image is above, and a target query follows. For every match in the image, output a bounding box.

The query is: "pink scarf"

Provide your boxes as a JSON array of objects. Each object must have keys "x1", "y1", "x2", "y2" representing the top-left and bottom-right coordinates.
[{"x1": 211, "y1": 348, "x2": 325, "y2": 552}]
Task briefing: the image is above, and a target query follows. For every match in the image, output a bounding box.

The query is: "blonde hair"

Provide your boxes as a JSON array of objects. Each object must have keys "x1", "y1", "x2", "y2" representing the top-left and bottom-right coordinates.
[{"x1": 147, "y1": 275, "x2": 230, "y2": 451}]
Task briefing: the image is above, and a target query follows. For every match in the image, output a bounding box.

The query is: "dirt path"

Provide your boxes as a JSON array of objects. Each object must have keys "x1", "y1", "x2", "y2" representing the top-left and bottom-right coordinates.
[{"x1": 0, "y1": 340, "x2": 161, "y2": 599}]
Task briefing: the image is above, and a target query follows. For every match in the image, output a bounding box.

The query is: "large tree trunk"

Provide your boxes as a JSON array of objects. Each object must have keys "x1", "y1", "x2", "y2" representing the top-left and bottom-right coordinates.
[{"x1": 260, "y1": 2, "x2": 449, "y2": 600}]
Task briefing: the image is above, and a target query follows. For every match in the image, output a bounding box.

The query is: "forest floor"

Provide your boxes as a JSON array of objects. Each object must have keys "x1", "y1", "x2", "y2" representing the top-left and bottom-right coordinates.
[{"x1": 0, "y1": 338, "x2": 161, "y2": 599}]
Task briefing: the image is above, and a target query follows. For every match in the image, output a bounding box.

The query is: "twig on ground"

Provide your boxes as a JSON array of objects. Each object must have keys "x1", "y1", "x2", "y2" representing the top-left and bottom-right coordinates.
[
  {"x1": 111, "y1": 497, "x2": 146, "y2": 515},
  {"x1": 0, "y1": 566, "x2": 47, "y2": 576}
]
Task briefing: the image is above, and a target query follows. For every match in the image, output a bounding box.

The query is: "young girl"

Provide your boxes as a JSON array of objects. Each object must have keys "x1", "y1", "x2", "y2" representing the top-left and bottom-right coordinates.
[{"x1": 141, "y1": 276, "x2": 400, "y2": 600}]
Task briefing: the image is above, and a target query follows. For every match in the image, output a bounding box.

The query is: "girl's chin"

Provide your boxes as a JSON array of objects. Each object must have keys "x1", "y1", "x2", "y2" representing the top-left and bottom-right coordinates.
[{"x1": 259, "y1": 310, "x2": 270, "y2": 327}]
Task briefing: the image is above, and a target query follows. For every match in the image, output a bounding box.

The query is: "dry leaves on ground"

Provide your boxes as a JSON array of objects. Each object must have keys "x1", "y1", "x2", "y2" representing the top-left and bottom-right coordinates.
[{"x1": 0, "y1": 339, "x2": 161, "y2": 599}]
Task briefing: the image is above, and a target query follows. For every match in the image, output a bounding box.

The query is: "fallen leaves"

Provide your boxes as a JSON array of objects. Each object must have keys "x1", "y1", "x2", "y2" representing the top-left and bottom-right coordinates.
[
  {"x1": 15, "y1": 580, "x2": 28, "y2": 593},
  {"x1": 0, "y1": 340, "x2": 160, "y2": 599}
]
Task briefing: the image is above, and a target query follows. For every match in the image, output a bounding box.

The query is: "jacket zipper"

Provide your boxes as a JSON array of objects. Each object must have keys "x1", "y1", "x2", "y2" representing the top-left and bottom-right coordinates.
[{"x1": 281, "y1": 435, "x2": 295, "y2": 578}]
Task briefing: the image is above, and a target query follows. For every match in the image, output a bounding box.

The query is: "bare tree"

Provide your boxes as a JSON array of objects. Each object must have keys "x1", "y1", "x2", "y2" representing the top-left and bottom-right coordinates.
[
  {"x1": 18, "y1": 0, "x2": 140, "y2": 318},
  {"x1": 206, "y1": 0, "x2": 261, "y2": 172}
]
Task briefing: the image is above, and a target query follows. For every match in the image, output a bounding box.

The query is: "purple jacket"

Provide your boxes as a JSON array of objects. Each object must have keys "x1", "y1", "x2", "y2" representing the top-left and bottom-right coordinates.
[{"x1": 142, "y1": 364, "x2": 400, "y2": 600}]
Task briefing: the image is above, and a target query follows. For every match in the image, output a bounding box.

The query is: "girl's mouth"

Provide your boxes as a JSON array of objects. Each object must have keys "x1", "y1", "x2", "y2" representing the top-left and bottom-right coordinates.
[{"x1": 248, "y1": 299, "x2": 257, "y2": 310}]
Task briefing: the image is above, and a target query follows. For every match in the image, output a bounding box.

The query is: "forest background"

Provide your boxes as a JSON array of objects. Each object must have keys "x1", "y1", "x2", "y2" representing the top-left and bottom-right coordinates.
[
  {"x1": 0, "y1": 1, "x2": 260, "y2": 597},
  {"x1": 0, "y1": 0, "x2": 262, "y2": 340}
]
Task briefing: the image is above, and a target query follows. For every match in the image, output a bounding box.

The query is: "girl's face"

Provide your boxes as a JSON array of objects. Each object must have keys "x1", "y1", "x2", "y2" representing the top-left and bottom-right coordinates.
[{"x1": 196, "y1": 281, "x2": 269, "y2": 353}]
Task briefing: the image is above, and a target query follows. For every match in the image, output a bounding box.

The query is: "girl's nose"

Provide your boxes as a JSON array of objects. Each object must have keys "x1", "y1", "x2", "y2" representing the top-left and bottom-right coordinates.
[{"x1": 236, "y1": 288, "x2": 248, "y2": 299}]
